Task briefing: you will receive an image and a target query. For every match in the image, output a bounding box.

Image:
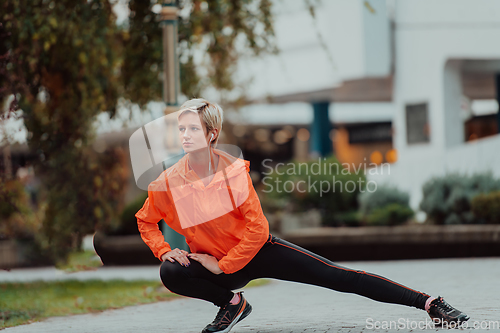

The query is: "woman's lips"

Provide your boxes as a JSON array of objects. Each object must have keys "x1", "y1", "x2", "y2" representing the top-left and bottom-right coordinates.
[{"x1": 183, "y1": 142, "x2": 193, "y2": 146}]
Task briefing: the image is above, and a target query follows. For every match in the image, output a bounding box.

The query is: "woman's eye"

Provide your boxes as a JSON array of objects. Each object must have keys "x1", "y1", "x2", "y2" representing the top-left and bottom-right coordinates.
[
  {"x1": 179, "y1": 128, "x2": 185, "y2": 132},
  {"x1": 191, "y1": 127, "x2": 198, "y2": 131}
]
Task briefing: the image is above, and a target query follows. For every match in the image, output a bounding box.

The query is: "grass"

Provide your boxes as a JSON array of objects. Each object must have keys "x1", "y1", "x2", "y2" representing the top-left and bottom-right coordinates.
[
  {"x1": 0, "y1": 278, "x2": 269, "y2": 329},
  {"x1": 56, "y1": 250, "x2": 103, "y2": 273}
]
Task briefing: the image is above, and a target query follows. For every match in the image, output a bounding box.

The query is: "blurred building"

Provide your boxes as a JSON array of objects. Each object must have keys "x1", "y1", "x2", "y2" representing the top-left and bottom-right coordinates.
[
  {"x1": 372, "y1": 0, "x2": 500, "y2": 210},
  {"x1": 224, "y1": 0, "x2": 500, "y2": 211}
]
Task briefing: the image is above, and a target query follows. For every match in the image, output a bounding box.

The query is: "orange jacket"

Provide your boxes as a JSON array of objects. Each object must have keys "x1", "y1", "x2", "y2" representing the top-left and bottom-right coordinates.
[{"x1": 135, "y1": 149, "x2": 270, "y2": 274}]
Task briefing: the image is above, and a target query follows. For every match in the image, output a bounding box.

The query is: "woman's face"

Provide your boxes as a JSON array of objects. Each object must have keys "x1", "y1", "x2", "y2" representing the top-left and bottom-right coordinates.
[{"x1": 178, "y1": 111, "x2": 210, "y2": 153}]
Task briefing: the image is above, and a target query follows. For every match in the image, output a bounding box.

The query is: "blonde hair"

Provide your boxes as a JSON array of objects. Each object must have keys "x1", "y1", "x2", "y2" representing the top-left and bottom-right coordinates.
[{"x1": 178, "y1": 98, "x2": 223, "y2": 146}]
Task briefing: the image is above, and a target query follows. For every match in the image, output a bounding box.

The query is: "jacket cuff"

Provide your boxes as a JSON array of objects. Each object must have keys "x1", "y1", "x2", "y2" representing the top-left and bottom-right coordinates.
[
  {"x1": 157, "y1": 245, "x2": 172, "y2": 261},
  {"x1": 218, "y1": 259, "x2": 230, "y2": 274}
]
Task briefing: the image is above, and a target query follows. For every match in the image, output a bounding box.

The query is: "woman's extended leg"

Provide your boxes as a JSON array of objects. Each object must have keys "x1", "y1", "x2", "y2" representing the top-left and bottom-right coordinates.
[{"x1": 244, "y1": 235, "x2": 430, "y2": 310}]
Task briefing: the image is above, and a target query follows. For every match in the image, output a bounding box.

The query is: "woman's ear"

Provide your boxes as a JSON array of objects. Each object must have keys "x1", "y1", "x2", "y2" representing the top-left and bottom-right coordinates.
[{"x1": 210, "y1": 130, "x2": 218, "y2": 142}]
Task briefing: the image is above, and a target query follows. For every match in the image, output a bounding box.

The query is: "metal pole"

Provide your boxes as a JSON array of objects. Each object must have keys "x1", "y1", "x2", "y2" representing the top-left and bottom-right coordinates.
[
  {"x1": 161, "y1": 0, "x2": 180, "y2": 112},
  {"x1": 160, "y1": 0, "x2": 187, "y2": 250},
  {"x1": 496, "y1": 74, "x2": 500, "y2": 134}
]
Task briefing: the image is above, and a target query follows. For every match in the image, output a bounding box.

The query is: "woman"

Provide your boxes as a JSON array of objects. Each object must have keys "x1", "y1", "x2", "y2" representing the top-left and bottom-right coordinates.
[{"x1": 136, "y1": 98, "x2": 469, "y2": 333}]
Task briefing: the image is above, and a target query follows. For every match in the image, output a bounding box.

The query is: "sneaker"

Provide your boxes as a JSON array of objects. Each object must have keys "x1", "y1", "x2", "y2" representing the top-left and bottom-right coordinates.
[
  {"x1": 201, "y1": 291, "x2": 252, "y2": 333},
  {"x1": 427, "y1": 296, "x2": 469, "y2": 327}
]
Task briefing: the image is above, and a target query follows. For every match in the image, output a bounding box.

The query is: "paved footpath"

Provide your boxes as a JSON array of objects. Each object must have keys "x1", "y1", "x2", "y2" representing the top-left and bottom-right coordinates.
[
  {"x1": 0, "y1": 265, "x2": 161, "y2": 282},
  {"x1": 2, "y1": 258, "x2": 499, "y2": 332}
]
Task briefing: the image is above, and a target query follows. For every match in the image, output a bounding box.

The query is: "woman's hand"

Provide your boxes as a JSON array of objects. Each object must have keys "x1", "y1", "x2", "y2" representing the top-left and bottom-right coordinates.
[
  {"x1": 188, "y1": 253, "x2": 223, "y2": 275},
  {"x1": 161, "y1": 248, "x2": 190, "y2": 267}
]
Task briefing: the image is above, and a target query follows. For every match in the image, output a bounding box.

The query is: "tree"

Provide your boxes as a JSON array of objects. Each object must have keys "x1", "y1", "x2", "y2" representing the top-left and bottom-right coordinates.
[
  {"x1": 1, "y1": 0, "x2": 276, "y2": 262},
  {"x1": 1, "y1": 0, "x2": 127, "y2": 261}
]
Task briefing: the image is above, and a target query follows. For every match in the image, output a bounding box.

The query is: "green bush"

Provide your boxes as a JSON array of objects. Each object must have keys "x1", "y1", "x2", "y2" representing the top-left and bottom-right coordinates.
[
  {"x1": 366, "y1": 203, "x2": 414, "y2": 226},
  {"x1": 358, "y1": 185, "x2": 413, "y2": 226},
  {"x1": 358, "y1": 185, "x2": 410, "y2": 216},
  {"x1": 262, "y1": 155, "x2": 365, "y2": 226},
  {"x1": 105, "y1": 193, "x2": 148, "y2": 236},
  {"x1": 0, "y1": 178, "x2": 52, "y2": 265},
  {"x1": 471, "y1": 191, "x2": 500, "y2": 224},
  {"x1": 0, "y1": 179, "x2": 29, "y2": 221},
  {"x1": 0, "y1": 178, "x2": 37, "y2": 240},
  {"x1": 329, "y1": 210, "x2": 362, "y2": 227},
  {"x1": 420, "y1": 173, "x2": 500, "y2": 225}
]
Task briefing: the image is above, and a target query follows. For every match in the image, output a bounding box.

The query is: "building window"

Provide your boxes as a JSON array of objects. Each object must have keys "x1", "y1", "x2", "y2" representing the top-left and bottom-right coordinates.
[
  {"x1": 406, "y1": 103, "x2": 430, "y2": 144},
  {"x1": 347, "y1": 122, "x2": 392, "y2": 144}
]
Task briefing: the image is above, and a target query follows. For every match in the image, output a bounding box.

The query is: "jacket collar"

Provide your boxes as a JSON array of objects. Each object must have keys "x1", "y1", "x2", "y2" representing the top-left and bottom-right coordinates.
[{"x1": 174, "y1": 148, "x2": 249, "y2": 189}]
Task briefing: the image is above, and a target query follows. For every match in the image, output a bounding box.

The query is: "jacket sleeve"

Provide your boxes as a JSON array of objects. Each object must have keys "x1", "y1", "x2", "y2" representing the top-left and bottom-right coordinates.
[
  {"x1": 217, "y1": 173, "x2": 269, "y2": 274},
  {"x1": 136, "y1": 186, "x2": 172, "y2": 261}
]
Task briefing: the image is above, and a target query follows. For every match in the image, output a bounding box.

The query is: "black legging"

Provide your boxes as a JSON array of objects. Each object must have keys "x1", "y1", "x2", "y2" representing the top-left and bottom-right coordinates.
[{"x1": 160, "y1": 234, "x2": 430, "y2": 309}]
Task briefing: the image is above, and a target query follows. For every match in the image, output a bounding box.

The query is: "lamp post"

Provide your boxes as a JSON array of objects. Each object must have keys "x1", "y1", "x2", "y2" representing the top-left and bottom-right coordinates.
[
  {"x1": 161, "y1": 0, "x2": 180, "y2": 113},
  {"x1": 160, "y1": 0, "x2": 187, "y2": 250},
  {"x1": 496, "y1": 74, "x2": 500, "y2": 134}
]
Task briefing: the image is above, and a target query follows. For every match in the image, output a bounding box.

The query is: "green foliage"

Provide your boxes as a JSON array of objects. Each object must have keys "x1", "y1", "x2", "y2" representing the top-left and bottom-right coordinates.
[
  {"x1": 0, "y1": 178, "x2": 49, "y2": 264},
  {"x1": 0, "y1": 178, "x2": 39, "y2": 240},
  {"x1": 2, "y1": 0, "x2": 127, "y2": 262},
  {"x1": 471, "y1": 191, "x2": 500, "y2": 224},
  {"x1": 366, "y1": 203, "x2": 414, "y2": 226},
  {"x1": 120, "y1": 0, "x2": 164, "y2": 105},
  {"x1": 358, "y1": 185, "x2": 413, "y2": 226},
  {"x1": 55, "y1": 250, "x2": 102, "y2": 272},
  {"x1": 40, "y1": 147, "x2": 128, "y2": 259},
  {"x1": 358, "y1": 185, "x2": 410, "y2": 216},
  {"x1": 420, "y1": 173, "x2": 500, "y2": 225},
  {"x1": 331, "y1": 210, "x2": 362, "y2": 227},
  {"x1": 263, "y1": 155, "x2": 366, "y2": 226},
  {"x1": 177, "y1": 0, "x2": 276, "y2": 96},
  {"x1": 0, "y1": 178, "x2": 28, "y2": 221},
  {"x1": 106, "y1": 192, "x2": 148, "y2": 236}
]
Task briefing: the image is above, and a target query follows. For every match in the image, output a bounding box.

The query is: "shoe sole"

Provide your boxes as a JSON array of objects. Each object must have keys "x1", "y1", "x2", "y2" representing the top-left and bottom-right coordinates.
[
  {"x1": 237, "y1": 303, "x2": 252, "y2": 323},
  {"x1": 217, "y1": 300, "x2": 252, "y2": 333}
]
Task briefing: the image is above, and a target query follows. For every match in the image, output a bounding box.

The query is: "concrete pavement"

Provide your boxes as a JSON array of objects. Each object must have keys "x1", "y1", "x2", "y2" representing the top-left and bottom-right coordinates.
[
  {"x1": 2, "y1": 257, "x2": 500, "y2": 332},
  {"x1": 0, "y1": 265, "x2": 160, "y2": 282}
]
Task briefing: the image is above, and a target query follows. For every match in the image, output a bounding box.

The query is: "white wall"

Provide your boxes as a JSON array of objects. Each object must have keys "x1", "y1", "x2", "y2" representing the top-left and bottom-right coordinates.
[
  {"x1": 233, "y1": 0, "x2": 391, "y2": 101},
  {"x1": 369, "y1": 0, "x2": 500, "y2": 212},
  {"x1": 226, "y1": 103, "x2": 313, "y2": 125}
]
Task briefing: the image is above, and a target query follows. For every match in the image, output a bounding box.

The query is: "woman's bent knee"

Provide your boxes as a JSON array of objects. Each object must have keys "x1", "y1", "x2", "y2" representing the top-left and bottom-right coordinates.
[{"x1": 160, "y1": 261, "x2": 186, "y2": 289}]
